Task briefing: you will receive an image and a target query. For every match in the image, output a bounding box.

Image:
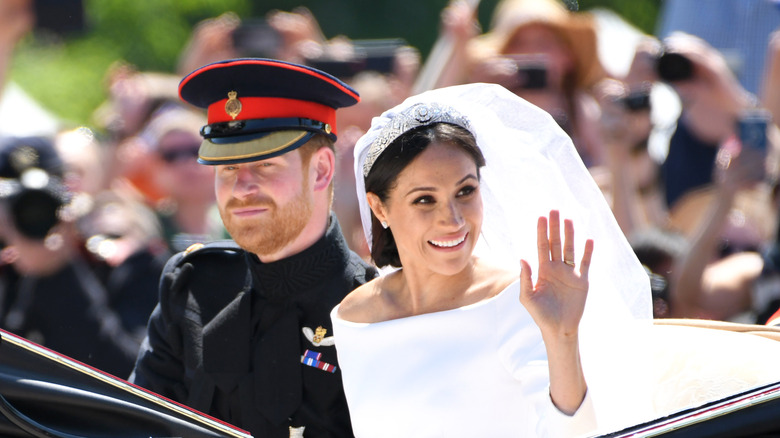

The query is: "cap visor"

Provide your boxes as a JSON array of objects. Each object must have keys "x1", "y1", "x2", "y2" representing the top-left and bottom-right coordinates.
[{"x1": 198, "y1": 131, "x2": 313, "y2": 165}]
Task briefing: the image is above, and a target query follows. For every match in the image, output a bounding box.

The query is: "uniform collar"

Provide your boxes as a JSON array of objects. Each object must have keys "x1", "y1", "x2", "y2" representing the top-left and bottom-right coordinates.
[{"x1": 247, "y1": 214, "x2": 350, "y2": 303}]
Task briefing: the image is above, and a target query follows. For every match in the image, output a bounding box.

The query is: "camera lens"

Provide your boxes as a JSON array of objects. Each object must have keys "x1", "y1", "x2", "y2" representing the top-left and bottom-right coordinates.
[
  {"x1": 516, "y1": 64, "x2": 547, "y2": 90},
  {"x1": 656, "y1": 52, "x2": 693, "y2": 82},
  {"x1": 620, "y1": 91, "x2": 652, "y2": 112},
  {"x1": 10, "y1": 189, "x2": 63, "y2": 240}
]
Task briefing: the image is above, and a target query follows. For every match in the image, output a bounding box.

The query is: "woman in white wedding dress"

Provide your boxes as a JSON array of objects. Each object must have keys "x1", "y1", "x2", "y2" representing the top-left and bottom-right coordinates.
[{"x1": 331, "y1": 83, "x2": 780, "y2": 438}]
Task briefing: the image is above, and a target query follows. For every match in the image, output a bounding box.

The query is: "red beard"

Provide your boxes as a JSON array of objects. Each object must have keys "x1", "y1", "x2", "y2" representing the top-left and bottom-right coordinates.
[{"x1": 220, "y1": 189, "x2": 313, "y2": 257}]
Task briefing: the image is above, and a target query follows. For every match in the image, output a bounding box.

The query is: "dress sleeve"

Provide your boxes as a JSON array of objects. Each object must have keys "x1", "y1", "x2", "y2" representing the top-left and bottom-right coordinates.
[
  {"x1": 537, "y1": 389, "x2": 597, "y2": 438},
  {"x1": 495, "y1": 281, "x2": 598, "y2": 437}
]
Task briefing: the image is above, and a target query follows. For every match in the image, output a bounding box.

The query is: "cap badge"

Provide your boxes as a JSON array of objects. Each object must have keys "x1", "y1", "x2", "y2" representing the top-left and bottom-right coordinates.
[
  {"x1": 225, "y1": 91, "x2": 242, "y2": 120},
  {"x1": 303, "y1": 326, "x2": 335, "y2": 347},
  {"x1": 10, "y1": 145, "x2": 40, "y2": 173},
  {"x1": 313, "y1": 326, "x2": 327, "y2": 343}
]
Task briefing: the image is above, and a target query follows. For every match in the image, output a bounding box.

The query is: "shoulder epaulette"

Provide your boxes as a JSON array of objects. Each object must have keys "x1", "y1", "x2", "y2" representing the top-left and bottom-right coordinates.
[{"x1": 157, "y1": 240, "x2": 248, "y2": 317}]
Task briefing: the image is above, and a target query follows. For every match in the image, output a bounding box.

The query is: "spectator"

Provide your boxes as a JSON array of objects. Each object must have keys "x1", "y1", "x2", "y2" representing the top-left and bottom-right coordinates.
[
  {"x1": 593, "y1": 76, "x2": 667, "y2": 237},
  {"x1": 656, "y1": 0, "x2": 780, "y2": 96},
  {"x1": 55, "y1": 127, "x2": 110, "y2": 197},
  {"x1": 92, "y1": 64, "x2": 181, "y2": 204},
  {"x1": 0, "y1": 136, "x2": 140, "y2": 377},
  {"x1": 465, "y1": 0, "x2": 608, "y2": 167},
  {"x1": 656, "y1": 33, "x2": 758, "y2": 213},
  {"x1": 77, "y1": 189, "x2": 169, "y2": 344},
  {"x1": 53, "y1": 126, "x2": 170, "y2": 343},
  {"x1": 611, "y1": 27, "x2": 780, "y2": 324},
  {"x1": 663, "y1": 132, "x2": 775, "y2": 322},
  {"x1": 138, "y1": 104, "x2": 224, "y2": 252}
]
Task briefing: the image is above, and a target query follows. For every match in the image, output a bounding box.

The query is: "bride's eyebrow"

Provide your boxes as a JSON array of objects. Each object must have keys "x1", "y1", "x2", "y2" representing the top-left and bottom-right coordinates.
[
  {"x1": 404, "y1": 174, "x2": 478, "y2": 196},
  {"x1": 457, "y1": 174, "x2": 478, "y2": 185}
]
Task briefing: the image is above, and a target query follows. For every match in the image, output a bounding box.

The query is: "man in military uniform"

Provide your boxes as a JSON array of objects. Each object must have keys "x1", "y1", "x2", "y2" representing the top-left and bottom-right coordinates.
[{"x1": 129, "y1": 59, "x2": 378, "y2": 437}]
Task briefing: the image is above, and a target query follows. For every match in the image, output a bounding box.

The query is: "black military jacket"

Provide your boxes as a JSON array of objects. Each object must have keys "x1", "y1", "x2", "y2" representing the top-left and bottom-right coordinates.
[{"x1": 130, "y1": 216, "x2": 377, "y2": 437}]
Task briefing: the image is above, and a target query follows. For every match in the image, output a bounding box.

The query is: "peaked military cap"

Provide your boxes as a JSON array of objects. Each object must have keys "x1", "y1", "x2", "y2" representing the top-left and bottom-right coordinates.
[
  {"x1": 179, "y1": 58, "x2": 360, "y2": 165},
  {"x1": 0, "y1": 136, "x2": 63, "y2": 179}
]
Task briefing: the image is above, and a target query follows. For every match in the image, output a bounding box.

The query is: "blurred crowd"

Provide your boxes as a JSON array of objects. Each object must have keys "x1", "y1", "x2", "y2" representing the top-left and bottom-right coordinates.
[{"x1": 2, "y1": 0, "x2": 780, "y2": 377}]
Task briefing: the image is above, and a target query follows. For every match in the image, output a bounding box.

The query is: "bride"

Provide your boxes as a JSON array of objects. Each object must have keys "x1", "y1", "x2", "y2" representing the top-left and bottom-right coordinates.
[
  {"x1": 331, "y1": 83, "x2": 652, "y2": 437},
  {"x1": 331, "y1": 83, "x2": 780, "y2": 437}
]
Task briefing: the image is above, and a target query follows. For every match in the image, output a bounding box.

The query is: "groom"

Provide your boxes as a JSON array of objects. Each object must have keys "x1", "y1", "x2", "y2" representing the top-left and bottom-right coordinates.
[{"x1": 130, "y1": 58, "x2": 378, "y2": 437}]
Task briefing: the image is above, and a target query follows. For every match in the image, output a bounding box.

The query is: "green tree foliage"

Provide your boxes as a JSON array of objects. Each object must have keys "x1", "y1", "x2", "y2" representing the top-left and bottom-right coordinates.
[
  {"x1": 579, "y1": 0, "x2": 660, "y2": 34},
  {"x1": 11, "y1": 0, "x2": 249, "y2": 127},
  {"x1": 9, "y1": 0, "x2": 659, "y2": 128}
]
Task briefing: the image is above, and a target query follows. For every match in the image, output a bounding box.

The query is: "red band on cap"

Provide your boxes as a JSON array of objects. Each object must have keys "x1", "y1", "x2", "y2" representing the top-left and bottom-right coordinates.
[{"x1": 207, "y1": 97, "x2": 338, "y2": 135}]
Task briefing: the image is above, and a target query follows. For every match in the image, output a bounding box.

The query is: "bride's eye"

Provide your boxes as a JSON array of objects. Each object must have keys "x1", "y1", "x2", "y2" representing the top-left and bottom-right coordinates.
[
  {"x1": 457, "y1": 185, "x2": 477, "y2": 197},
  {"x1": 413, "y1": 195, "x2": 435, "y2": 205}
]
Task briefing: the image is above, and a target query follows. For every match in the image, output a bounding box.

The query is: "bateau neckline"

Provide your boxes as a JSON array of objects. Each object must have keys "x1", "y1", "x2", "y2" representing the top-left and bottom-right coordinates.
[{"x1": 332, "y1": 278, "x2": 520, "y2": 327}]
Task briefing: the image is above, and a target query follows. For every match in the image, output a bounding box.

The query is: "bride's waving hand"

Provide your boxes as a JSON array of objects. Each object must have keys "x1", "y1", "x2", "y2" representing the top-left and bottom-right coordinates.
[
  {"x1": 521, "y1": 209, "x2": 594, "y2": 415},
  {"x1": 521, "y1": 210, "x2": 593, "y2": 339}
]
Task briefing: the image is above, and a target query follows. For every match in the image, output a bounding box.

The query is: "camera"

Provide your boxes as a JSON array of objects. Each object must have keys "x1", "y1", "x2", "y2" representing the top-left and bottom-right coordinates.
[
  {"x1": 516, "y1": 64, "x2": 547, "y2": 90},
  {"x1": 655, "y1": 51, "x2": 694, "y2": 82},
  {"x1": 304, "y1": 39, "x2": 406, "y2": 79},
  {"x1": 0, "y1": 170, "x2": 68, "y2": 240},
  {"x1": 508, "y1": 55, "x2": 548, "y2": 90},
  {"x1": 231, "y1": 19, "x2": 283, "y2": 59}
]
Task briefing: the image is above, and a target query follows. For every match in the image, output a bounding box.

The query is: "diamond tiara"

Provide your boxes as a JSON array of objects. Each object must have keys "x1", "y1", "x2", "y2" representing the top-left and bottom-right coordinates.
[{"x1": 362, "y1": 102, "x2": 472, "y2": 177}]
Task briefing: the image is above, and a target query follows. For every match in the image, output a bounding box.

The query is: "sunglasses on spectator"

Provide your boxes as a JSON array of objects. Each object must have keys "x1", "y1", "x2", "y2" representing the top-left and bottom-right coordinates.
[{"x1": 159, "y1": 146, "x2": 200, "y2": 164}]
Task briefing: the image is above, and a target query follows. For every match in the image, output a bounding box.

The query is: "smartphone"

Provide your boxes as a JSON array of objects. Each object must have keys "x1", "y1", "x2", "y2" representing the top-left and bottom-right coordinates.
[
  {"x1": 737, "y1": 108, "x2": 771, "y2": 182},
  {"x1": 738, "y1": 109, "x2": 770, "y2": 153},
  {"x1": 232, "y1": 19, "x2": 283, "y2": 58}
]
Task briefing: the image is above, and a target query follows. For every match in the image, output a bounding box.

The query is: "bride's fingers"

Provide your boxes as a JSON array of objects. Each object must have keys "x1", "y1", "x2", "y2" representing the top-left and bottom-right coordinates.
[
  {"x1": 548, "y1": 210, "x2": 562, "y2": 262},
  {"x1": 537, "y1": 215, "x2": 549, "y2": 264},
  {"x1": 563, "y1": 219, "x2": 575, "y2": 266},
  {"x1": 579, "y1": 239, "x2": 594, "y2": 277},
  {"x1": 520, "y1": 259, "x2": 533, "y2": 298}
]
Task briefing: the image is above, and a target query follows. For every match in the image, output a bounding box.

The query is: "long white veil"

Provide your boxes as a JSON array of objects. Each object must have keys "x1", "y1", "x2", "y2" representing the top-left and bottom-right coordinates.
[{"x1": 354, "y1": 83, "x2": 656, "y2": 433}]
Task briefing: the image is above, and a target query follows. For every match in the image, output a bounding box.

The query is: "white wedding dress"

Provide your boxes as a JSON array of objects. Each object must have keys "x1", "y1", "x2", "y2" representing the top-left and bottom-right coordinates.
[{"x1": 332, "y1": 280, "x2": 597, "y2": 438}]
